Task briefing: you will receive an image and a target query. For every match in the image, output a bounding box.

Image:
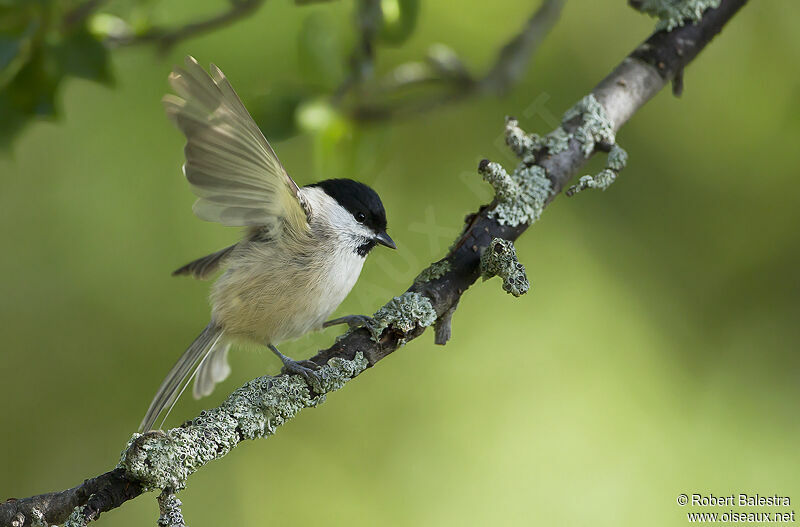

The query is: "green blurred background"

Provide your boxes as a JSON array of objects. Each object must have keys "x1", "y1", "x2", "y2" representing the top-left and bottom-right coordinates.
[{"x1": 2, "y1": 1, "x2": 799, "y2": 525}]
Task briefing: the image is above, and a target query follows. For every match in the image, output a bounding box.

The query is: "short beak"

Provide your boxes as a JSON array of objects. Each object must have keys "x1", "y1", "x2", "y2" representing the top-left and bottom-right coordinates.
[{"x1": 375, "y1": 231, "x2": 396, "y2": 249}]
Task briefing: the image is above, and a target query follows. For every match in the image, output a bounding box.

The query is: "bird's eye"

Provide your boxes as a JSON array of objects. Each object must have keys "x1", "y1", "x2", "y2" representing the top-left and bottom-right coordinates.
[{"x1": 356, "y1": 212, "x2": 366, "y2": 223}]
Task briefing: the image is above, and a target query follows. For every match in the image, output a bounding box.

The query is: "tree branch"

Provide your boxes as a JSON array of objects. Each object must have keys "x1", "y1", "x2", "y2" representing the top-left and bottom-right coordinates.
[
  {"x1": 0, "y1": 1, "x2": 748, "y2": 525},
  {"x1": 477, "y1": 0, "x2": 565, "y2": 95},
  {"x1": 345, "y1": 0, "x2": 564, "y2": 121},
  {"x1": 0, "y1": 469, "x2": 142, "y2": 527},
  {"x1": 107, "y1": 0, "x2": 266, "y2": 52},
  {"x1": 333, "y1": 0, "x2": 383, "y2": 100}
]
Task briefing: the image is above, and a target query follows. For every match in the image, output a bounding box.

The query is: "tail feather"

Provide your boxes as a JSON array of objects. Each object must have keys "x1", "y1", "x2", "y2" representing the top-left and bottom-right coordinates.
[
  {"x1": 139, "y1": 323, "x2": 224, "y2": 432},
  {"x1": 193, "y1": 341, "x2": 232, "y2": 399}
]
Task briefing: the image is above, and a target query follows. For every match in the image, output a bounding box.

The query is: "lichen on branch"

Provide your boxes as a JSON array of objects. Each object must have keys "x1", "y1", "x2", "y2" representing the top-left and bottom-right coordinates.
[
  {"x1": 119, "y1": 353, "x2": 368, "y2": 491},
  {"x1": 631, "y1": 0, "x2": 722, "y2": 31},
  {"x1": 478, "y1": 157, "x2": 551, "y2": 227},
  {"x1": 504, "y1": 118, "x2": 541, "y2": 163},
  {"x1": 414, "y1": 259, "x2": 451, "y2": 284},
  {"x1": 369, "y1": 292, "x2": 437, "y2": 343},
  {"x1": 157, "y1": 491, "x2": 186, "y2": 527},
  {"x1": 567, "y1": 142, "x2": 629, "y2": 196},
  {"x1": 480, "y1": 238, "x2": 530, "y2": 297},
  {"x1": 505, "y1": 97, "x2": 626, "y2": 198},
  {"x1": 545, "y1": 94, "x2": 616, "y2": 157},
  {"x1": 63, "y1": 506, "x2": 87, "y2": 527}
]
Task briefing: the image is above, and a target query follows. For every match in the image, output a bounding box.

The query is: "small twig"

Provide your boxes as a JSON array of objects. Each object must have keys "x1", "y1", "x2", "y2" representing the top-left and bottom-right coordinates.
[
  {"x1": 108, "y1": 0, "x2": 265, "y2": 52},
  {"x1": 434, "y1": 300, "x2": 458, "y2": 345},
  {"x1": 334, "y1": 0, "x2": 383, "y2": 100},
  {"x1": 343, "y1": 0, "x2": 564, "y2": 121},
  {"x1": 672, "y1": 66, "x2": 685, "y2": 96},
  {"x1": 349, "y1": 87, "x2": 474, "y2": 121},
  {"x1": 365, "y1": 45, "x2": 476, "y2": 97},
  {"x1": 477, "y1": 0, "x2": 564, "y2": 94},
  {"x1": 157, "y1": 491, "x2": 186, "y2": 527}
]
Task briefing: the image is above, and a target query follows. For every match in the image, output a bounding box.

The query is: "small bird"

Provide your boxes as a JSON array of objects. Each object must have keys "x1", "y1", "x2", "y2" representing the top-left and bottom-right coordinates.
[{"x1": 139, "y1": 56, "x2": 395, "y2": 432}]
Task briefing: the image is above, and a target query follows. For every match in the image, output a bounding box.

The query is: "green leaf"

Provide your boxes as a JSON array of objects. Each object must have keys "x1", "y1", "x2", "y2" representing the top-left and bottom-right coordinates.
[
  {"x1": 0, "y1": 91, "x2": 29, "y2": 152},
  {"x1": 0, "y1": 13, "x2": 113, "y2": 148},
  {"x1": 297, "y1": 11, "x2": 345, "y2": 91},
  {"x1": 378, "y1": 0, "x2": 419, "y2": 46},
  {"x1": 0, "y1": 47, "x2": 63, "y2": 149},
  {"x1": 6, "y1": 49, "x2": 60, "y2": 117},
  {"x1": 52, "y1": 26, "x2": 112, "y2": 84},
  {"x1": 0, "y1": 19, "x2": 37, "y2": 89}
]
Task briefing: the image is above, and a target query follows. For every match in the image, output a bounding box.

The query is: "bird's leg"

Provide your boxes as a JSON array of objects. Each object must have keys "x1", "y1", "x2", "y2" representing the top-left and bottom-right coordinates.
[
  {"x1": 268, "y1": 344, "x2": 320, "y2": 384},
  {"x1": 323, "y1": 314, "x2": 376, "y2": 331}
]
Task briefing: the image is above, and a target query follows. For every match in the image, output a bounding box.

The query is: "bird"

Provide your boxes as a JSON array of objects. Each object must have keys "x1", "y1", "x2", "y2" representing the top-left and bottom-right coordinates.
[{"x1": 138, "y1": 56, "x2": 396, "y2": 432}]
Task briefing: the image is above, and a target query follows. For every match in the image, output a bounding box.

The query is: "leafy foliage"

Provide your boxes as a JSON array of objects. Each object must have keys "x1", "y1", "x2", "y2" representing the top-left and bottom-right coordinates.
[
  {"x1": 0, "y1": 0, "x2": 427, "y2": 156},
  {"x1": 0, "y1": 2, "x2": 112, "y2": 150}
]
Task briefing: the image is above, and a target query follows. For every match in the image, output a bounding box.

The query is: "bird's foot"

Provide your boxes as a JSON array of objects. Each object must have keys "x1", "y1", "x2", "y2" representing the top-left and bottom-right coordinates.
[
  {"x1": 269, "y1": 344, "x2": 321, "y2": 385},
  {"x1": 280, "y1": 357, "x2": 321, "y2": 384}
]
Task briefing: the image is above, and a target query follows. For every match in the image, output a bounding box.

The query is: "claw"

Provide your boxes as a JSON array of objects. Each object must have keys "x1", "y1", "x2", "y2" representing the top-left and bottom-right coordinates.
[
  {"x1": 280, "y1": 358, "x2": 321, "y2": 383},
  {"x1": 268, "y1": 344, "x2": 321, "y2": 385}
]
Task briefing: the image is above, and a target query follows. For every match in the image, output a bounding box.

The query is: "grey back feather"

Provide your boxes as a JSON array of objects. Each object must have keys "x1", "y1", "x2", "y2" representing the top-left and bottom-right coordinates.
[{"x1": 172, "y1": 244, "x2": 237, "y2": 279}]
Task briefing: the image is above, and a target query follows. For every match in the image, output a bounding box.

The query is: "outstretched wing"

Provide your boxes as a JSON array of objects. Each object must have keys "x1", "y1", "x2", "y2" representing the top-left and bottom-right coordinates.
[{"x1": 163, "y1": 56, "x2": 309, "y2": 235}]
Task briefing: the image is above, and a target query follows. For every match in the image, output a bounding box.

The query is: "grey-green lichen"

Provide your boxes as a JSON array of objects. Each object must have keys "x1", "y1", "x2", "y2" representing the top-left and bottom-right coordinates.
[
  {"x1": 479, "y1": 159, "x2": 552, "y2": 227},
  {"x1": 525, "y1": 94, "x2": 617, "y2": 159},
  {"x1": 369, "y1": 292, "x2": 437, "y2": 343},
  {"x1": 414, "y1": 259, "x2": 451, "y2": 284},
  {"x1": 632, "y1": 0, "x2": 721, "y2": 31},
  {"x1": 507, "y1": 94, "x2": 619, "y2": 163},
  {"x1": 29, "y1": 508, "x2": 46, "y2": 527},
  {"x1": 547, "y1": 97, "x2": 628, "y2": 196},
  {"x1": 542, "y1": 126, "x2": 571, "y2": 155},
  {"x1": 157, "y1": 491, "x2": 186, "y2": 527},
  {"x1": 564, "y1": 94, "x2": 616, "y2": 157},
  {"x1": 506, "y1": 97, "x2": 621, "y2": 202},
  {"x1": 606, "y1": 144, "x2": 628, "y2": 171},
  {"x1": 568, "y1": 170, "x2": 617, "y2": 195},
  {"x1": 504, "y1": 117, "x2": 541, "y2": 163},
  {"x1": 119, "y1": 353, "x2": 367, "y2": 491},
  {"x1": 480, "y1": 238, "x2": 529, "y2": 297},
  {"x1": 63, "y1": 506, "x2": 87, "y2": 527},
  {"x1": 567, "y1": 143, "x2": 628, "y2": 196},
  {"x1": 478, "y1": 160, "x2": 519, "y2": 203}
]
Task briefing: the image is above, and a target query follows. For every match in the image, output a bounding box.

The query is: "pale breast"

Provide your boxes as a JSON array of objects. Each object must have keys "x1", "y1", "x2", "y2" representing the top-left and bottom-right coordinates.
[{"x1": 209, "y1": 232, "x2": 365, "y2": 345}]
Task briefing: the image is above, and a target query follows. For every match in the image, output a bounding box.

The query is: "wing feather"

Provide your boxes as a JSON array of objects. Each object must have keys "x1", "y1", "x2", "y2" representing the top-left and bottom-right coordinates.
[{"x1": 164, "y1": 56, "x2": 308, "y2": 232}]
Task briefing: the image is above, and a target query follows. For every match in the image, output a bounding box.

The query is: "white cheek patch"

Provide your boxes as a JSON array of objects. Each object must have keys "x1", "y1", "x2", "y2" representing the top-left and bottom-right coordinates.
[
  {"x1": 299, "y1": 186, "x2": 377, "y2": 253},
  {"x1": 353, "y1": 222, "x2": 376, "y2": 239}
]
